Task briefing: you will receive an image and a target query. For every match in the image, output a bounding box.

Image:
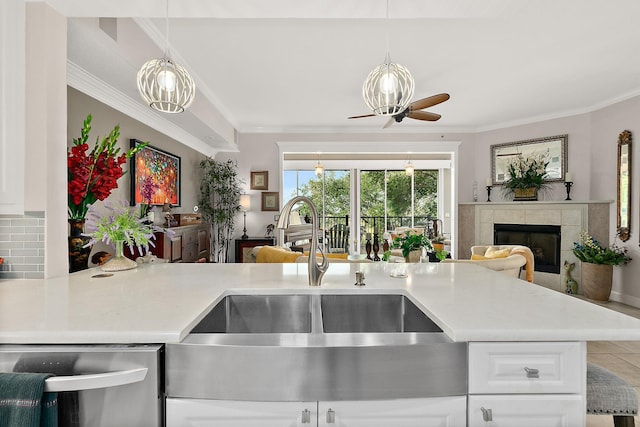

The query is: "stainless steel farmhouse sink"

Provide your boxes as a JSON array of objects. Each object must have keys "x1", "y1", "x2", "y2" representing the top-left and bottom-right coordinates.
[
  {"x1": 166, "y1": 292, "x2": 467, "y2": 402},
  {"x1": 190, "y1": 294, "x2": 312, "y2": 334},
  {"x1": 320, "y1": 294, "x2": 442, "y2": 333}
]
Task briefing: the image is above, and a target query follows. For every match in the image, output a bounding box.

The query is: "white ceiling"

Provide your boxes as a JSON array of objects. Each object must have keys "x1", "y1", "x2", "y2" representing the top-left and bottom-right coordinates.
[{"x1": 48, "y1": 0, "x2": 640, "y2": 153}]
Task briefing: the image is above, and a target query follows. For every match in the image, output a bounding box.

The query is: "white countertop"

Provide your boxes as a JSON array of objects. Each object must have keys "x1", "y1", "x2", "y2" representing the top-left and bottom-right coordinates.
[{"x1": 1, "y1": 262, "x2": 640, "y2": 344}]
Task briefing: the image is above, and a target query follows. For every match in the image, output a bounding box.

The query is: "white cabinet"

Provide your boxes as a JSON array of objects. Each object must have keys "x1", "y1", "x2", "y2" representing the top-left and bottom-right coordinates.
[
  {"x1": 318, "y1": 397, "x2": 466, "y2": 427},
  {"x1": 166, "y1": 397, "x2": 466, "y2": 427},
  {"x1": 166, "y1": 399, "x2": 316, "y2": 427},
  {"x1": 468, "y1": 342, "x2": 583, "y2": 394},
  {"x1": 468, "y1": 342, "x2": 586, "y2": 427},
  {"x1": 0, "y1": 0, "x2": 25, "y2": 214},
  {"x1": 468, "y1": 395, "x2": 584, "y2": 426}
]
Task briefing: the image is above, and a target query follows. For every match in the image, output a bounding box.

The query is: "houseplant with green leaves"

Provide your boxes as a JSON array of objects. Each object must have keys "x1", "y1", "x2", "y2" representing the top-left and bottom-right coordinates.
[
  {"x1": 392, "y1": 231, "x2": 433, "y2": 262},
  {"x1": 572, "y1": 230, "x2": 631, "y2": 301},
  {"x1": 84, "y1": 201, "x2": 158, "y2": 271},
  {"x1": 198, "y1": 159, "x2": 243, "y2": 263},
  {"x1": 502, "y1": 150, "x2": 549, "y2": 200}
]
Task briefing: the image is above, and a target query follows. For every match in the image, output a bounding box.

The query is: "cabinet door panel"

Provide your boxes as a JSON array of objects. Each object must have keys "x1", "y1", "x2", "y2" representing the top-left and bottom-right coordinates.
[
  {"x1": 170, "y1": 237, "x2": 182, "y2": 262},
  {"x1": 167, "y1": 398, "x2": 316, "y2": 427},
  {"x1": 318, "y1": 397, "x2": 466, "y2": 427},
  {"x1": 469, "y1": 342, "x2": 584, "y2": 394},
  {"x1": 468, "y1": 395, "x2": 584, "y2": 427}
]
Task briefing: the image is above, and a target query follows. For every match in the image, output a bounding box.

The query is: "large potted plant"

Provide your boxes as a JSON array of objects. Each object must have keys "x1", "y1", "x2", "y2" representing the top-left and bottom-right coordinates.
[
  {"x1": 502, "y1": 151, "x2": 549, "y2": 201},
  {"x1": 392, "y1": 231, "x2": 433, "y2": 263},
  {"x1": 572, "y1": 231, "x2": 631, "y2": 301},
  {"x1": 199, "y1": 159, "x2": 243, "y2": 263}
]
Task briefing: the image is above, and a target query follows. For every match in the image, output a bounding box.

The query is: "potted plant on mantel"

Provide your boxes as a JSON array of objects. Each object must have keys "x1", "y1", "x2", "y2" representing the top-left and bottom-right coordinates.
[
  {"x1": 502, "y1": 151, "x2": 549, "y2": 201},
  {"x1": 392, "y1": 231, "x2": 433, "y2": 263},
  {"x1": 572, "y1": 231, "x2": 631, "y2": 301}
]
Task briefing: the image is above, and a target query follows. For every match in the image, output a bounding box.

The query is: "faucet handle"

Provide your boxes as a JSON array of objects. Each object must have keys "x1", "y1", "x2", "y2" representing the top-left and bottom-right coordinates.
[{"x1": 354, "y1": 271, "x2": 366, "y2": 286}]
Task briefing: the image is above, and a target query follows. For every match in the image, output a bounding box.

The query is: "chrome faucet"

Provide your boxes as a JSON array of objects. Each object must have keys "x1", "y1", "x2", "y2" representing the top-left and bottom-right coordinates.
[{"x1": 276, "y1": 196, "x2": 329, "y2": 287}]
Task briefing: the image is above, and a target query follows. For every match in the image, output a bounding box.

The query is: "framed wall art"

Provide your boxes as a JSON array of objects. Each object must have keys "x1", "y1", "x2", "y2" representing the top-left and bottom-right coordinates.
[
  {"x1": 490, "y1": 134, "x2": 568, "y2": 185},
  {"x1": 130, "y1": 139, "x2": 181, "y2": 206},
  {"x1": 261, "y1": 192, "x2": 279, "y2": 211},
  {"x1": 250, "y1": 171, "x2": 269, "y2": 190}
]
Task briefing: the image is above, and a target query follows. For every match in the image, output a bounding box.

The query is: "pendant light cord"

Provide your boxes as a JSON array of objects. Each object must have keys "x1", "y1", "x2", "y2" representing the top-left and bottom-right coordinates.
[
  {"x1": 385, "y1": 0, "x2": 390, "y2": 61},
  {"x1": 164, "y1": 0, "x2": 170, "y2": 58}
]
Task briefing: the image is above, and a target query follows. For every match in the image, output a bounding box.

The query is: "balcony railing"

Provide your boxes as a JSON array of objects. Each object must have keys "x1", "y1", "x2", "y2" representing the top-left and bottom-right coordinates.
[{"x1": 321, "y1": 215, "x2": 438, "y2": 239}]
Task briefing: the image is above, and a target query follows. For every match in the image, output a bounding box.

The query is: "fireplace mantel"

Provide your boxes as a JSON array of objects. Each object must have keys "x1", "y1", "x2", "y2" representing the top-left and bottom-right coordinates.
[{"x1": 458, "y1": 201, "x2": 613, "y2": 291}]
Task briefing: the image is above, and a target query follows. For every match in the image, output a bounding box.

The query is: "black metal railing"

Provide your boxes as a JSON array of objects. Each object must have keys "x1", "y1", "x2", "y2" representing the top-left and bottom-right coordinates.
[{"x1": 321, "y1": 215, "x2": 438, "y2": 240}]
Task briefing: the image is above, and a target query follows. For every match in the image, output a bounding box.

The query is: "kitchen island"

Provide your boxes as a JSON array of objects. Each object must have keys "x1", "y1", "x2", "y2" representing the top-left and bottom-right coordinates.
[
  {"x1": 1, "y1": 261, "x2": 639, "y2": 344},
  {"x1": 1, "y1": 262, "x2": 640, "y2": 426}
]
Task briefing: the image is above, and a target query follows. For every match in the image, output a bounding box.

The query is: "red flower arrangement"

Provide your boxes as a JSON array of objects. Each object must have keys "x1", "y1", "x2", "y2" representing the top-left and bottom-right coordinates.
[{"x1": 68, "y1": 115, "x2": 147, "y2": 220}]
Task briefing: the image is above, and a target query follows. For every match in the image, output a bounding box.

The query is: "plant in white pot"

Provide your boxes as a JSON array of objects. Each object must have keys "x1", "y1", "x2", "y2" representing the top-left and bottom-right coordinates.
[
  {"x1": 572, "y1": 231, "x2": 631, "y2": 301},
  {"x1": 392, "y1": 231, "x2": 433, "y2": 263}
]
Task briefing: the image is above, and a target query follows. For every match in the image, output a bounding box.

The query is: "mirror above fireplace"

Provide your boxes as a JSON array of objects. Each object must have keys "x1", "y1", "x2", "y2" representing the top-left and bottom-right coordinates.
[
  {"x1": 617, "y1": 130, "x2": 632, "y2": 242},
  {"x1": 491, "y1": 135, "x2": 568, "y2": 186}
]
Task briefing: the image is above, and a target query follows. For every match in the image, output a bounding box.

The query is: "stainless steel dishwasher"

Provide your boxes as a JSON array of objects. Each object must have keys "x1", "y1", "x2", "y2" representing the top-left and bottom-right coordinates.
[{"x1": 0, "y1": 344, "x2": 164, "y2": 427}]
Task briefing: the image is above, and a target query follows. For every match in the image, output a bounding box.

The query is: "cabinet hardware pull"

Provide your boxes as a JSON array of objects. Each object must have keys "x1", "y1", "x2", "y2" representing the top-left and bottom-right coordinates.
[
  {"x1": 480, "y1": 406, "x2": 492, "y2": 422},
  {"x1": 524, "y1": 366, "x2": 540, "y2": 378},
  {"x1": 301, "y1": 409, "x2": 311, "y2": 424},
  {"x1": 326, "y1": 408, "x2": 335, "y2": 423}
]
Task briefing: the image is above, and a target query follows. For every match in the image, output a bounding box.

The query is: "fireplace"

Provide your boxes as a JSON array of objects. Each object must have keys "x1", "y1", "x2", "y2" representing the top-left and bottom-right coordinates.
[{"x1": 494, "y1": 224, "x2": 561, "y2": 274}]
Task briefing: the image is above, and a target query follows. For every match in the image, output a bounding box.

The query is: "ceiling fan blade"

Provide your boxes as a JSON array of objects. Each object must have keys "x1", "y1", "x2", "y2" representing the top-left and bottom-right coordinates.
[
  {"x1": 348, "y1": 113, "x2": 376, "y2": 119},
  {"x1": 382, "y1": 117, "x2": 395, "y2": 129},
  {"x1": 409, "y1": 93, "x2": 450, "y2": 111},
  {"x1": 407, "y1": 111, "x2": 442, "y2": 121}
]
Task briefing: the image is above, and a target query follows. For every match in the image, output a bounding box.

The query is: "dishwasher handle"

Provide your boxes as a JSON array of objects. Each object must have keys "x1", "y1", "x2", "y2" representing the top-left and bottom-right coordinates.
[{"x1": 44, "y1": 368, "x2": 148, "y2": 392}]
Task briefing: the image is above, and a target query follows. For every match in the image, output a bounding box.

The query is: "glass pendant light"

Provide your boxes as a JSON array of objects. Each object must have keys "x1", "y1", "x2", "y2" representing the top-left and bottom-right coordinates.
[{"x1": 137, "y1": 0, "x2": 195, "y2": 113}]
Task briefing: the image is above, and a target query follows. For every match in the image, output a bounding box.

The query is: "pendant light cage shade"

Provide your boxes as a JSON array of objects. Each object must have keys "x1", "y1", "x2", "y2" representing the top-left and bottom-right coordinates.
[
  {"x1": 137, "y1": 57, "x2": 196, "y2": 114},
  {"x1": 363, "y1": 61, "x2": 415, "y2": 116},
  {"x1": 314, "y1": 161, "x2": 324, "y2": 177}
]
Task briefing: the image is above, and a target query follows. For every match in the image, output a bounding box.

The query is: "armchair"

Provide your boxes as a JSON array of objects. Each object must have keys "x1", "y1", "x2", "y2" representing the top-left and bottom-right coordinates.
[{"x1": 442, "y1": 245, "x2": 534, "y2": 282}]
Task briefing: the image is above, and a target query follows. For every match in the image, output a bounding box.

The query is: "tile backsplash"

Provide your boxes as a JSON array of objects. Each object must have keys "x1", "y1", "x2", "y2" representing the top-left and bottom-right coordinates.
[{"x1": 0, "y1": 211, "x2": 45, "y2": 279}]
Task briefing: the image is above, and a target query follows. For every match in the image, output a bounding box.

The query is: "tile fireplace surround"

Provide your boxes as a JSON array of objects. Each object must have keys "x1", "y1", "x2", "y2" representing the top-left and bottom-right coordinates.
[{"x1": 458, "y1": 201, "x2": 612, "y2": 291}]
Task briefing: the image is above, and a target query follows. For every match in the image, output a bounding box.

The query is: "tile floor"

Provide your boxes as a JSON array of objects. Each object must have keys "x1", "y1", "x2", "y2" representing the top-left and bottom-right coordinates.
[{"x1": 585, "y1": 299, "x2": 640, "y2": 426}]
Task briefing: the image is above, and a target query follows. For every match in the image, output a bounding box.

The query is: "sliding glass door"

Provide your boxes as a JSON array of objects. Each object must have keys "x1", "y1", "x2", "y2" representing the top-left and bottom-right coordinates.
[{"x1": 284, "y1": 168, "x2": 438, "y2": 256}]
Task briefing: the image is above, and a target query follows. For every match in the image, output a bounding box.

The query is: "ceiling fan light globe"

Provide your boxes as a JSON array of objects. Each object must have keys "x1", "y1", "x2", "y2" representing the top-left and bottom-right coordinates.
[{"x1": 362, "y1": 61, "x2": 414, "y2": 116}]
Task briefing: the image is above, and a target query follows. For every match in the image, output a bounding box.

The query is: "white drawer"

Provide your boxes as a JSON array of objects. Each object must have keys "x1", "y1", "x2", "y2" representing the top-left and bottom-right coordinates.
[
  {"x1": 468, "y1": 342, "x2": 584, "y2": 394},
  {"x1": 468, "y1": 394, "x2": 584, "y2": 427}
]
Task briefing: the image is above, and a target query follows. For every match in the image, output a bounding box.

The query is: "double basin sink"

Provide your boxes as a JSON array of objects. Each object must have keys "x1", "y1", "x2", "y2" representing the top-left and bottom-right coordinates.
[{"x1": 166, "y1": 292, "x2": 467, "y2": 401}]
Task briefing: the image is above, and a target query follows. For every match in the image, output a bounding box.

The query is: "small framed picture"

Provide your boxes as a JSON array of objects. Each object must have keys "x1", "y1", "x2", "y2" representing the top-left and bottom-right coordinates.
[
  {"x1": 250, "y1": 171, "x2": 269, "y2": 190},
  {"x1": 261, "y1": 192, "x2": 279, "y2": 211}
]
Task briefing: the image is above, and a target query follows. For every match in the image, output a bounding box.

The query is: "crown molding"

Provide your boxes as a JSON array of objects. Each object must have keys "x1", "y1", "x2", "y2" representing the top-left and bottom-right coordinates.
[{"x1": 67, "y1": 60, "x2": 225, "y2": 157}]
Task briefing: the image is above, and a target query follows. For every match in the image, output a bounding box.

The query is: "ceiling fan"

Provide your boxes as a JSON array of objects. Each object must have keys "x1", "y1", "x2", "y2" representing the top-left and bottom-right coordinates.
[{"x1": 349, "y1": 93, "x2": 450, "y2": 128}]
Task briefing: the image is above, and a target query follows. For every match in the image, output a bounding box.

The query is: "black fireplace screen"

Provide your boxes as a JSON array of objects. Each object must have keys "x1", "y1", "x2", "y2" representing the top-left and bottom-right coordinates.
[{"x1": 494, "y1": 224, "x2": 561, "y2": 274}]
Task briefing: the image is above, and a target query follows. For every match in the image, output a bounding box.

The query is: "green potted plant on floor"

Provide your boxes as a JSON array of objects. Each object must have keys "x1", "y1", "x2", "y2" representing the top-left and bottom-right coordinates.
[
  {"x1": 198, "y1": 159, "x2": 243, "y2": 263},
  {"x1": 572, "y1": 231, "x2": 631, "y2": 301}
]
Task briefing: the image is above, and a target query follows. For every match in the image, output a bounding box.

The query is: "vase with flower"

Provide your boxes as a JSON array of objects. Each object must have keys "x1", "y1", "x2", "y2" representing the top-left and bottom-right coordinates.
[
  {"x1": 85, "y1": 201, "x2": 159, "y2": 272},
  {"x1": 502, "y1": 151, "x2": 549, "y2": 201},
  {"x1": 67, "y1": 114, "x2": 147, "y2": 272}
]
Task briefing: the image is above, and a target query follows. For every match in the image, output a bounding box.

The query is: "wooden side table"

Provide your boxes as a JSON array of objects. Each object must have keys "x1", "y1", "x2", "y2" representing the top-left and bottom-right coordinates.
[{"x1": 235, "y1": 237, "x2": 276, "y2": 263}]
